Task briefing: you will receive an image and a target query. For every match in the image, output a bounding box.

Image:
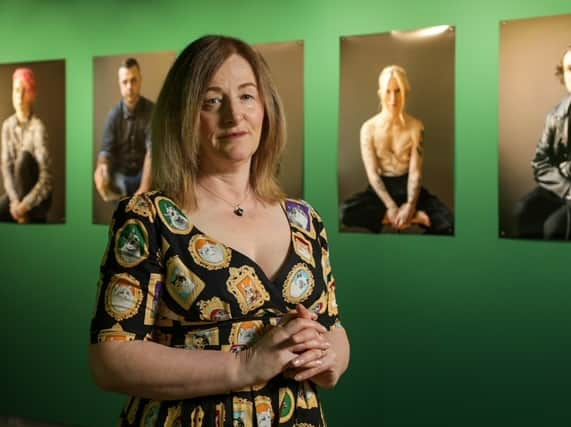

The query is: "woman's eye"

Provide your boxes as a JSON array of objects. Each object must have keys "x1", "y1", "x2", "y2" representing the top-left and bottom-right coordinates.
[
  {"x1": 204, "y1": 97, "x2": 222, "y2": 106},
  {"x1": 240, "y1": 93, "x2": 255, "y2": 101}
]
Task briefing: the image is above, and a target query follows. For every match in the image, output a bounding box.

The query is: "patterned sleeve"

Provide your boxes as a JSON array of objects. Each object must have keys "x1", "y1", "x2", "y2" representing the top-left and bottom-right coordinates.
[
  {"x1": 311, "y1": 207, "x2": 342, "y2": 331},
  {"x1": 21, "y1": 119, "x2": 53, "y2": 209},
  {"x1": 90, "y1": 194, "x2": 164, "y2": 343},
  {"x1": 1, "y1": 119, "x2": 18, "y2": 202}
]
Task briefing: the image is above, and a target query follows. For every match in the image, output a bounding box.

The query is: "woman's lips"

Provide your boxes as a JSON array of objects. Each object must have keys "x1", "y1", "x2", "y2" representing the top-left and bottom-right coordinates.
[{"x1": 219, "y1": 131, "x2": 248, "y2": 140}]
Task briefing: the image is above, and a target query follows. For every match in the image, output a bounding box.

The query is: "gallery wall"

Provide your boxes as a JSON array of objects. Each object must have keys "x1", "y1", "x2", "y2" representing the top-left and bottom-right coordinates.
[{"x1": 1, "y1": 0, "x2": 571, "y2": 426}]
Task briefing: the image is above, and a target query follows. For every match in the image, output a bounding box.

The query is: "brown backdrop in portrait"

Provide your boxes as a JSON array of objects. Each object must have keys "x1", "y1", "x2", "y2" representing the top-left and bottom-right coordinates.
[
  {"x1": 92, "y1": 50, "x2": 176, "y2": 224},
  {"x1": 0, "y1": 59, "x2": 66, "y2": 223},
  {"x1": 255, "y1": 41, "x2": 304, "y2": 200},
  {"x1": 499, "y1": 14, "x2": 571, "y2": 238},
  {"x1": 338, "y1": 28, "x2": 455, "y2": 233}
]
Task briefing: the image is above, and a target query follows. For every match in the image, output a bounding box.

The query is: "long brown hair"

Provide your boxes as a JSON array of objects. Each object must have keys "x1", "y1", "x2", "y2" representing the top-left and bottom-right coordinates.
[{"x1": 151, "y1": 35, "x2": 286, "y2": 209}]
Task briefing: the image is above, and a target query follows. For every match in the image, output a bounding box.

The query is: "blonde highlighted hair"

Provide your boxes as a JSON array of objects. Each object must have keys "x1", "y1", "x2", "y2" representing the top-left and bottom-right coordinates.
[
  {"x1": 377, "y1": 65, "x2": 410, "y2": 123},
  {"x1": 151, "y1": 35, "x2": 286, "y2": 209}
]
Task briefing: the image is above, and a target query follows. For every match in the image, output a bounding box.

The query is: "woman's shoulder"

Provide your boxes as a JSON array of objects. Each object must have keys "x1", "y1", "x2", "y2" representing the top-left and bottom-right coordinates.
[
  {"x1": 115, "y1": 191, "x2": 190, "y2": 230},
  {"x1": 283, "y1": 198, "x2": 326, "y2": 235}
]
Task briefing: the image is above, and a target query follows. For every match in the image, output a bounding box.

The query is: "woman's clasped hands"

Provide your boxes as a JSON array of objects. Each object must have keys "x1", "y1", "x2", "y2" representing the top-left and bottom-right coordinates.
[{"x1": 239, "y1": 304, "x2": 339, "y2": 388}]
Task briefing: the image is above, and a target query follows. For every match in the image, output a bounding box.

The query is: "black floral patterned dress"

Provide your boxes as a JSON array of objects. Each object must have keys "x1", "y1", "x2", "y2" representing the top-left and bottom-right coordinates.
[{"x1": 90, "y1": 191, "x2": 341, "y2": 427}]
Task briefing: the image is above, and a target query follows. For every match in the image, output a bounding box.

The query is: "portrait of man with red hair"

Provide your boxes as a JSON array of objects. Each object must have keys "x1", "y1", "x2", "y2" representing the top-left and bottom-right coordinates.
[{"x1": 0, "y1": 67, "x2": 53, "y2": 223}]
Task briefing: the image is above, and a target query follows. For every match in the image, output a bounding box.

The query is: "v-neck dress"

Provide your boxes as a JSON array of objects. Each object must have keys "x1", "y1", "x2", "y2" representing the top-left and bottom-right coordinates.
[{"x1": 90, "y1": 191, "x2": 341, "y2": 427}]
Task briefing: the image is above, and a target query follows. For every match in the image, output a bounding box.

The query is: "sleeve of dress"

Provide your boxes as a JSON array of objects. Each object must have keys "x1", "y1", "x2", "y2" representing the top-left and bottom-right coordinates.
[
  {"x1": 90, "y1": 194, "x2": 164, "y2": 343},
  {"x1": 312, "y1": 208, "x2": 342, "y2": 331},
  {"x1": 21, "y1": 119, "x2": 53, "y2": 209}
]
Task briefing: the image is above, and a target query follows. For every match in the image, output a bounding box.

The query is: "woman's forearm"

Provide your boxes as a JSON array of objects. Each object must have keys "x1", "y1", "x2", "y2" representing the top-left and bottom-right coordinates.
[{"x1": 89, "y1": 341, "x2": 250, "y2": 400}]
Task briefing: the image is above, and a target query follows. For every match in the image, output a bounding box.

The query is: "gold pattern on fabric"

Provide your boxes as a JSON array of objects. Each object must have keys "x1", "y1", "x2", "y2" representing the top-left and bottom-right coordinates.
[
  {"x1": 327, "y1": 279, "x2": 338, "y2": 317},
  {"x1": 97, "y1": 323, "x2": 136, "y2": 342},
  {"x1": 155, "y1": 195, "x2": 192, "y2": 235},
  {"x1": 164, "y1": 403, "x2": 182, "y2": 427},
  {"x1": 161, "y1": 237, "x2": 171, "y2": 258},
  {"x1": 166, "y1": 256, "x2": 205, "y2": 310},
  {"x1": 278, "y1": 387, "x2": 295, "y2": 423},
  {"x1": 189, "y1": 234, "x2": 232, "y2": 270},
  {"x1": 285, "y1": 200, "x2": 316, "y2": 239},
  {"x1": 319, "y1": 225, "x2": 328, "y2": 241},
  {"x1": 235, "y1": 381, "x2": 268, "y2": 393},
  {"x1": 308, "y1": 291, "x2": 327, "y2": 315},
  {"x1": 126, "y1": 193, "x2": 156, "y2": 222},
  {"x1": 227, "y1": 266, "x2": 270, "y2": 314},
  {"x1": 105, "y1": 273, "x2": 143, "y2": 321},
  {"x1": 214, "y1": 402, "x2": 225, "y2": 427},
  {"x1": 114, "y1": 219, "x2": 150, "y2": 268},
  {"x1": 198, "y1": 297, "x2": 232, "y2": 321},
  {"x1": 139, "y1": 400, "x2": 160, "y2": 426},
  {"x1": 126, "y1": 396, "x2": 140, "y2": 424},
  {"x1": 191, "y1": 406, "x2": 205, "y2": 427},
  {"x1": 155, "y1": 303, "x2": 186, "y2": 327},
  {"x1": 185, "y1": 327, "x2": 220, "y2": 349},
  {"x1": 283, "y1": 263, "x2": 315, "y2": 304},
  {"x1": 232, "y1": 397, "x2": 254, "y2": 427},
  {"x1": 228, "y1": 320, "x2": 266, "y2": 353},
  {"x1": 255, "y1": 395, "x2": 274, "y2": 427},
  {"x1": 292, "y1": 231, "x2": 315, "y2": 267},
  {"x1": 321, "y1": 247, "x2": 331, "y2": 284},
  {"x1": 296, "y1": 382, "x2": 318, "y2": 409},
  {"x1": 144, "y1": 273, "x2": 163, "y2": 325},
  {"x1": 254, "y1": 307, "x2": 282, "y2": 320}
]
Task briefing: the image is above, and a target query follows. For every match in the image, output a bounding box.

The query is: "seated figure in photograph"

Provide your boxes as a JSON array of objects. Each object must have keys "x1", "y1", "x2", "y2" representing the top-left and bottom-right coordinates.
[
  {"x1": 94, "y1": 58, "x2": 153, "y2": 202},
  {"x1": 0, "y1": 68, "x2": 52, "y2": 223},
  {"x1": 341, "y1": 65, "x2": 454, "y2": 234},
  {"x1": 515, "y1": 45, "x2": 571, "y2": 239}
]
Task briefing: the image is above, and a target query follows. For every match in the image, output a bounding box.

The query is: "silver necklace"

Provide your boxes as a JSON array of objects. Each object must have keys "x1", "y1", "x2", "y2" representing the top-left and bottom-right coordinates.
[{"x1": 198, "y1": 182, "x2": 249, "y2": 217}]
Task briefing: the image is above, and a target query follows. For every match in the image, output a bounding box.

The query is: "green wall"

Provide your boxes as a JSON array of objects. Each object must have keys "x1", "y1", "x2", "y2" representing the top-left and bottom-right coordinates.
[{"x1": 1, "y1": 0, "x2": 571, "y2": 425}]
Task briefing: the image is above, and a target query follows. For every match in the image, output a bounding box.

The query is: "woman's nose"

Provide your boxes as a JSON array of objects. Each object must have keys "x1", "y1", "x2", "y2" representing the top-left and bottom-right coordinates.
[{"x1": 221, "y1": 98, "x2": 241, "y2": 125}]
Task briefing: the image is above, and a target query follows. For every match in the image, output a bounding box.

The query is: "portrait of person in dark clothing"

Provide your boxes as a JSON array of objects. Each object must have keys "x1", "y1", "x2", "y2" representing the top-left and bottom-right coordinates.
[
  {"x1": 94, "y1": 58, "x2": 153, "y2": 203},
  {"x1": 0, "y1": 67, "x2": 52, "y2": 223},
  {"x1": 514, "y1": 45, "x2": 571, "y2": 239},
  {"x1": 340, "y1": 65, "x2": 454, "y2": 234}
]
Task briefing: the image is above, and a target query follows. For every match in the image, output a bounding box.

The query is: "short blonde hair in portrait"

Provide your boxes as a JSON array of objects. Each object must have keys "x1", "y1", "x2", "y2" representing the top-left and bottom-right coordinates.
[{"x1": 151, "y1": 35, "x2": 287, "y2": 209}]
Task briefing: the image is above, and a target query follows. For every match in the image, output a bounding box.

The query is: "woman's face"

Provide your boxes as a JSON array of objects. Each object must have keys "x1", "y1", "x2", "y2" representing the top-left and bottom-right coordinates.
[
  {"x1": 199, "y1": 53, "x2": 265, "y2": 170},
  {"x1": 379, "y1": 76, "x2": 403, "y2": 114}
]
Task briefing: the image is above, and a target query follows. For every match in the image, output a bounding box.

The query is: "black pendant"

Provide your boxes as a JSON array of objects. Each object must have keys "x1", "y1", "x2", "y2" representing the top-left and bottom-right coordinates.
[{"x1": 233, "y1": 206, "x2": 244, "y2": 216}]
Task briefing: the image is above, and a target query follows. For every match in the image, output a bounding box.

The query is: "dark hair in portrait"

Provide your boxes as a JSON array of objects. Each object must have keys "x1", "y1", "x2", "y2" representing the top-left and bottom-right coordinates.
[{"x1": 121, "y1": 57, "x2": 140, "y2": 70}]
